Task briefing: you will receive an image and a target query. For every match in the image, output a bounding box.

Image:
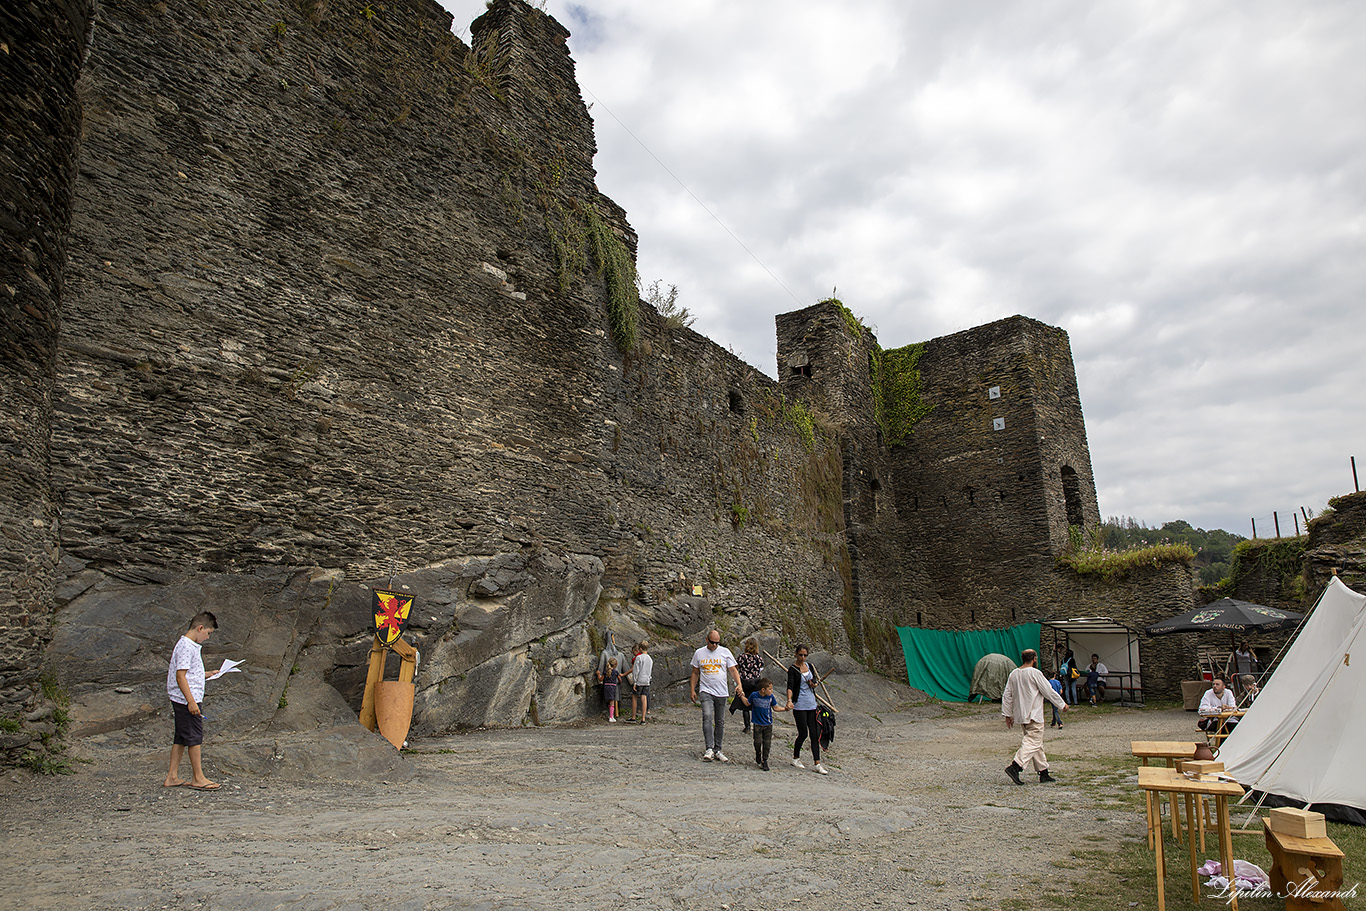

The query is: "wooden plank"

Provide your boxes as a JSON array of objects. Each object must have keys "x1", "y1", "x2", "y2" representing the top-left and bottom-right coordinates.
[
  {"x1": 1265, "y1": 825, "x2": 1345, "y2": 858},
  {"x1": 1131, "y1": 741, "x2": 1198, "y2": 759}
]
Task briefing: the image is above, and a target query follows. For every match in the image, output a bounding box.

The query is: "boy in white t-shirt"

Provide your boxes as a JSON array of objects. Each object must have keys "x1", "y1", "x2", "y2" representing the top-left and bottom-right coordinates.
[{"x1": 164, "y1": 611, "x2": 222, "y2": 790}]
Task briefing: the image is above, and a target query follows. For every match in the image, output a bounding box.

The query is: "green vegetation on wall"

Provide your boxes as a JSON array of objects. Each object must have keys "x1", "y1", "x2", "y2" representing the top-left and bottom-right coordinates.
[
  {"x1": 1057, "y1": 525, "x2": 1195, "y2": 582},
  {"x1": 583, "y1": 205, "x2": 639, "y2": 352},
  {"x1": 823, "y1": 296, "x2": 863, "y2": 340},
  {"x1": 1210, "y1": 536, "x2": 1308, "y2": 602},
  {"x1": 821, "y1": 296, "x2": 933, "y2": 447},
  {"x1": 870, "y1": 343, "x2": 933, "y2": 448},
  {"x1": 511, "y1": 143, "x2": 639, "y2": 353}
]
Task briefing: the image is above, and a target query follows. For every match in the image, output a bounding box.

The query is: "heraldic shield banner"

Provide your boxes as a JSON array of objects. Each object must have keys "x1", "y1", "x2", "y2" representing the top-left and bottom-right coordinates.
[{"x1": 372, "y1": 589, "x2": 414, "y2": 645}]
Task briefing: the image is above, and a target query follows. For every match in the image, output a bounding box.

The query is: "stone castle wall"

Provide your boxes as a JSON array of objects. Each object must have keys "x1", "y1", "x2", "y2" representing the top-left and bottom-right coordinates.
[
  {"x1": 776, "y1": 307, "x2": 1105, "y2": 674},
  {"x1": 7, "y1": 0, "x2": 851, "y2": 750},
  {"x1": 1, "y1": 0, "x2": 93, "y2": 703},
  {"x1": 1, "y1": 0, "x2": 1219, "y2": 764}
]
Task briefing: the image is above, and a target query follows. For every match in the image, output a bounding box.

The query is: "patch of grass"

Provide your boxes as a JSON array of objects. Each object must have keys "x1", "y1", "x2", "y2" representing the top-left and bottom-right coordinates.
[
  {"x1": 39, "y1": 672, "x2": 70, "y2": 708},
  {"x1": 1058, "y1": 539, "x2": 1195, "y2": 582},
  {"x1": 0, "y1": 716, "x2": 21, "y2": 734},
  {"x1": 1001, "y1": 746, "x2": 1366, "y2": 911},
  {"x1": 23, "y1": 748, "x2": 75, "y2": 776}
]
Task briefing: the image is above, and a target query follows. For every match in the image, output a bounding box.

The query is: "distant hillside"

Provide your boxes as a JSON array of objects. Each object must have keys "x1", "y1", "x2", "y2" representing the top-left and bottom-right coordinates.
[{"x1": 1101, "y1": 518, "x2": 1245, "y2": 585}]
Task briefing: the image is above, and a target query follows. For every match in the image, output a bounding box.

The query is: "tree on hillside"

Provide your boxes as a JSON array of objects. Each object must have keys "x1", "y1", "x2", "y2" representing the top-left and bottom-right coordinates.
[{"x1": 1100, "y1": 517, "x2": 1245, "y2": 584}]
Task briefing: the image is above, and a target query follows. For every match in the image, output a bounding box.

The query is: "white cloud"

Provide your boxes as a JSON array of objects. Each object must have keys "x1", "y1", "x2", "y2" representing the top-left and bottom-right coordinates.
[{"x1": 440, "y1": 0, "x2": 1366, "y2": 534}]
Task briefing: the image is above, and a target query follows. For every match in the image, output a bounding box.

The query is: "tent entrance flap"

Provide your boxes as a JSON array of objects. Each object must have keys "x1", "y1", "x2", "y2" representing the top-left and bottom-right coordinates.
[{"x1": 896, "y1": 623, "x2": 1040, "y2": 702}]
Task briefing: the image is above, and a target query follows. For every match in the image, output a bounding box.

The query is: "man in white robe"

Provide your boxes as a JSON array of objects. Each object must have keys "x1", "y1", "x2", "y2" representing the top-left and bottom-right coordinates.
[{"x1": 1002, "y1": 648, "x2": 1069, "y2": 784}]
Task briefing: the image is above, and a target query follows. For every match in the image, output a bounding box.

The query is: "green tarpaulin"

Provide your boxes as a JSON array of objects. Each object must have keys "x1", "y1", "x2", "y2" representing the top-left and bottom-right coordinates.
[{"x1": 897, "y1": 623, "x2": 1041, "y2": 702}]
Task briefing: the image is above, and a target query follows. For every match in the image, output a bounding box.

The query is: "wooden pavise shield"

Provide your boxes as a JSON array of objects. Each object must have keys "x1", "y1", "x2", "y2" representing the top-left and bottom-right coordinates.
[{"x1": 359, "y1": 589, "x2": 418, "y2": 750}]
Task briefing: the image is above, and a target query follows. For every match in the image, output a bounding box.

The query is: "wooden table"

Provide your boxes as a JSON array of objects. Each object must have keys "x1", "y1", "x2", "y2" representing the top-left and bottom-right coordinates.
[
  {"x1": 1206, "y1": 710, "x2": 1246, "y2": 749},
  {"x1": 1132, "y1": 741, "x2": 1199, "y2": 766},
  {"x1": 1264, "y1": 823, "x2": 1346, "y2": 911},
  {"x1": 1132, "y1": 742, "x2": 1199, "y2": 845},
  {"x1": 1138, "y1": 766, "x2": 1245, "y2": 911}
]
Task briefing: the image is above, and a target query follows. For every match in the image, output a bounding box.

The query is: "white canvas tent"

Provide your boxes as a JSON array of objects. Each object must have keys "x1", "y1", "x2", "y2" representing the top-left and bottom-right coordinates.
[{"x1": 1218, "y1": 576, "x2": 1366, "y2": 823}]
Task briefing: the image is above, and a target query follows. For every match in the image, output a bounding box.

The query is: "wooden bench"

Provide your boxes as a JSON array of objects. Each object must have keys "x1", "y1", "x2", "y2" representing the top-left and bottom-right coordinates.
[{"x1": 1264, "y1": 822, "x2": 1346, "y2": 911}]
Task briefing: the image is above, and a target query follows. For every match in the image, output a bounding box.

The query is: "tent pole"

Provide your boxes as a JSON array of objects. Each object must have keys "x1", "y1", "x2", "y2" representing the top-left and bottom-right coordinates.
[{"x1": 1235, "y1": 790, "x2": 1268, "y2": 830}]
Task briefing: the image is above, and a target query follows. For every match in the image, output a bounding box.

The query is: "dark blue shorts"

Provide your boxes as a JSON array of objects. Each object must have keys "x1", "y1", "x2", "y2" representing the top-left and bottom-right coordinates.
[{"x1": 172, "y1": 701, "x2": 204, "y2": 747}]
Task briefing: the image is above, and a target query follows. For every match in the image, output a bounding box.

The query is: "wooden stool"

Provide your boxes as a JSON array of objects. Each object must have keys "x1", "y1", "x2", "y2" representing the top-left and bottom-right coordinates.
[{"x1": 1264, "y1": 823, "x2": 1346, "y2": 911}]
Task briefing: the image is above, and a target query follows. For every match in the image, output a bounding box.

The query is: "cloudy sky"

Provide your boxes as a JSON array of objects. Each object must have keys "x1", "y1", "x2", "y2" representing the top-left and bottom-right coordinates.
[{"x1": 439, "y1": 1, "x2": 1365, "y2": 537}]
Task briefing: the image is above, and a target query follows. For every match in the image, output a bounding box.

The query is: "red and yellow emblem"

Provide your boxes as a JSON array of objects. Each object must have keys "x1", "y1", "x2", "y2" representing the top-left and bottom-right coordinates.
[{"x1": 372, "y1": 590, "x2": 413, "y2": 645}]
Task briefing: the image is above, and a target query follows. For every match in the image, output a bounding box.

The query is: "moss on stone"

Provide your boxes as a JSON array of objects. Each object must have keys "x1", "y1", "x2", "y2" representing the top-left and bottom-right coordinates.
[{"x1": 870, "y1": 342, "x2": 933, "y2": 448}]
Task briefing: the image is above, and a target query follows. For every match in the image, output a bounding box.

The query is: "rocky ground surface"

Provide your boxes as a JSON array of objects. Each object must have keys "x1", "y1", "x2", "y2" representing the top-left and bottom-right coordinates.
[{"x1": 0, "y1": 670, "x2": 1198, "y2": 911}]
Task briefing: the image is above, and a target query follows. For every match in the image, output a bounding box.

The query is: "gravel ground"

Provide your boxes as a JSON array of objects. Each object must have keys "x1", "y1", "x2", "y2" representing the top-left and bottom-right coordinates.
[{"x1": 0, "y1": 672, "x2": 1197, "y2": 911}]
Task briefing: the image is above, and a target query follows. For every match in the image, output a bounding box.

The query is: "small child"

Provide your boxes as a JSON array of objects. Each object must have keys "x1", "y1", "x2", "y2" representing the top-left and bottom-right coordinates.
[
  {"x1": 1086, "y1": 664, "x2": 1101, "y2": 706},
  {"x1": 164, "y1": 611, "x2": 222, "y2": 790},
  {"x1": 1048, "y1": 670, "x2": 1064, "y2": 729},
  {"x1": 740, "y1": 677, "x2": 789, "y2": 770},
  {"x1": 604, "y1": 657, "x2": 621, "y2": 722}
]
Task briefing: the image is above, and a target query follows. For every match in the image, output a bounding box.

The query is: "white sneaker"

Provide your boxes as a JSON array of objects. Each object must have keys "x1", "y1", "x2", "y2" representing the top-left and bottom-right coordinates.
[
  {"x1": 714, "y1": 751, "x2": 729, "y2": 763},
  {"x1": 814, "y1": 762, "x2": 829, "y2": 775},
  {"x1": 791, "y1": 758, "x2": 805, "y2": 769},
  {"x1": 702, "y1": 749, "x2": 714, "y2": 761}
]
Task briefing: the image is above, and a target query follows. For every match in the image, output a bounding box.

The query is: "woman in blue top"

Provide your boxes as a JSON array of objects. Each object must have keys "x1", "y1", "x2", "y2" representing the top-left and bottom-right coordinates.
[{"x1": 785, "y1": 645, "x2": 828, "y2": 774}]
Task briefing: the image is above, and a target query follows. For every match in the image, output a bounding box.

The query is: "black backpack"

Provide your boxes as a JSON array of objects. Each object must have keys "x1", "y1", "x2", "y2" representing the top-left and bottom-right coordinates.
[{"x1": 817, "y1": 704, "x2": 836, "y2": 750}]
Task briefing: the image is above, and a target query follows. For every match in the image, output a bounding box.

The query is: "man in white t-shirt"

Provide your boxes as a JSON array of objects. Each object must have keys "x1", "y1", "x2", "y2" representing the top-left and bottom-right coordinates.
[{"x1": 689, "y1": 630, "x2": 741, "y2": 762}]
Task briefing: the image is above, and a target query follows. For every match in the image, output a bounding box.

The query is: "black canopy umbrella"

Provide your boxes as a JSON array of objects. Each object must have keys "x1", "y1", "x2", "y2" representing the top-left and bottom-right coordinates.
[{"x1": 1145, "y1": 598, "x2": 1304, "y2": 636}]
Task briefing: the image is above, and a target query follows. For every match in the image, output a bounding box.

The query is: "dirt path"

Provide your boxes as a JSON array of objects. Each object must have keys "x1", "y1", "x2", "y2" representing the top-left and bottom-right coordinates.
[{"x1": 0, "y1": 679, "x2": 1197, "y2": 911}]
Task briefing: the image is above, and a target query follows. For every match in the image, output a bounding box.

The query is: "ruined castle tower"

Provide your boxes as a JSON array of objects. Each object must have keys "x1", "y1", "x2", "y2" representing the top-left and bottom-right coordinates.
[{"x1": 778, "y1": 303, "x2": 1100, "y2": 663}]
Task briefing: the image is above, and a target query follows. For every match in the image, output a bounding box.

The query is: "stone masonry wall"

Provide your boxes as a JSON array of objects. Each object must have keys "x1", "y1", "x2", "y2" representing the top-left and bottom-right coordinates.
[
  {"x1": 2, "y1": 0, "x2": 1155, "y2": 755},
  {"x1": 890, "y1": 316, "x2": 1101, "y2": 631},
  {"x1": 26, "y1": 0, "x2": 848, "y2": 743},
  {"x1": 776, "y1": 302, "x2": 932, "y2": 668},
  {"x1": 1, "y1": 0, "x2": 93, "y2": 709},
  {"x1": 774, "y1": 306, "x2": 1107, "y2": 679}
]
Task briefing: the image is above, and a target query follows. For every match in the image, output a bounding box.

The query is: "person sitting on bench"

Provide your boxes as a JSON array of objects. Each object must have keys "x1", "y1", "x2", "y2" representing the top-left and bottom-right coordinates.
[
  {"x1": 1083, "y1": 654, "x2": 1108, "y2": 705},
  {"x1": 1197, "y1": 678, "x2": 1237, "y2": 732}
]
